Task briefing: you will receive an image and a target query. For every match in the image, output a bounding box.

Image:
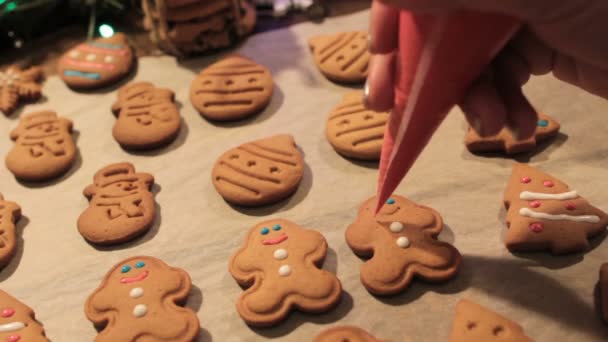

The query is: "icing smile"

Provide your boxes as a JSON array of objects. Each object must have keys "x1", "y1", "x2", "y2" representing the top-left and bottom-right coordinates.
[
  {"x1": 120, "y1": 270, "x2": 149, "y2": 284},
  {"x1": 262, "y1": 233, "x2": 288, "y2": 245},
  {"x1": 0, "y1": 322, "x2": 25, "y2": 332}
]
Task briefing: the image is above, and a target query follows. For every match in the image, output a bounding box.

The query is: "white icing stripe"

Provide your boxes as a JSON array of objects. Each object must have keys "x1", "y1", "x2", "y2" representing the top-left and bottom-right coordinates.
[
  {"x1": 519, "y1": 208, "x2": 600, "y2": 223},
  {"x1": 0, "y1": 322, "x2": 25, "y2": 332},
  {"x1": 520, "y1": 190, "x2": 579, "y2": 201}
]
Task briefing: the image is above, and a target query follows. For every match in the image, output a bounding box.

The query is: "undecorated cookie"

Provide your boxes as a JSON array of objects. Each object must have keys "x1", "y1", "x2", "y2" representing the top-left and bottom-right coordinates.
[
  {"x1": 346, "y1": 195, "x2": 461, "y2": 296},
  {"x1": 0, "y1": 65, "x2": 43, "y2": 115},
  {"x1": 77, "y1": 163, "x2": 156, "y2": 245},
  {"x1": 465, "y1": 114, "x2": 560, "y2": 154},
  {"x1": 229, "y1": 219, "x2": 342, "y2": 327},
  {"x1": 308, "y1": 31, "x2": 370, "y2": 83},
  {"x1": 600, "y1": 263, "x2": 608, "y2": 324},
  {"x1": 0, "y1": 289, "x2": 49, "y2": 342},
  {"x1": 503, "y1": 163, "x2": 608, "y2": 254},
  {"x1": 449, "y1": 299, "x2": 533, "y2": 342},
  {"x1": 314, "y1": 326, "x2": 385, "y2": 342},
  {"x1": 326, "y1": 91, "x2": 388, "y2": 160},
  {"x1": 85, "y1": 256, "x2": 200, "y2": 341},
  {"x1": 211, "y1": 134, "x2": 304, "y2": 207},
  {"x1": 190, "y1": 55, "x2": 273, "y2": 121},
  {"x1": 0, "y1": 194, "x2": 21, "y2": 268},
  {"x1": 6, "y1": 111, "x2": 76, "y2": 181},
  {"x1": 58, "y1": 33, "x2": 134, "y2": 89},
  {"x1": 111, "y1": 81, "x2": 181, "y2": 150}
]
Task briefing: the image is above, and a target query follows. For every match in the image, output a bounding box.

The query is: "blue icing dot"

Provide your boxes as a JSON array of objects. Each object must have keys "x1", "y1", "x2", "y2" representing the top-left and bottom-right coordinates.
[
  {"x1": 121, "y1": 265, "x2": 131, "y2": 273},
  {"x1": 537, "y1": 119, "x2": 548, "y2": 127},
  {"x1": 261, "y1": 227, "x2": 269, "y2": 235},
  {"x1": 273, "y1": 224, "x2": 282, "y2": 231},
  {"x1": 135, "y1": 261, "x2": 145, "y2": 268},
  {"x1": 387, "y1": 198, "x2": 396, "y2": 205}
]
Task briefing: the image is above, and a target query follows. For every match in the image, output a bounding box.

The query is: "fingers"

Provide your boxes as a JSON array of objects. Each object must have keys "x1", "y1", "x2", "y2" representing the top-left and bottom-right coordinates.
[
  {"x1": 508, "y1": 29, "x2": 555, "y2": 76},
  {"x1": 369, "y1": 1, "x2": 399, "y2": 54},
  {"x1": 553, "y1": 54, "x2": 608, "y2": 99},
  {"x1": 365, "y1": 52, "x2": 396, "y2": 112},
  {"x1": 459, "y1": 70, "x2": 507, "y2": 137}
]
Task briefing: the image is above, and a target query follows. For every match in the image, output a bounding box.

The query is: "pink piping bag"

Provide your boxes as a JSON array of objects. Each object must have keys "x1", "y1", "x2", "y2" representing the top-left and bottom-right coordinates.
[{"x1": 375, "y1": 10, "x2": 521, "y2": 213}]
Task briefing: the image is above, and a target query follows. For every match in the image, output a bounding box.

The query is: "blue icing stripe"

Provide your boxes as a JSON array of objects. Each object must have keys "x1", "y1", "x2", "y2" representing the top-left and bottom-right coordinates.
[
  {"x1": 87, "y1": 41, "x2": 125, "y2": 50},
  {"x1": 63, "y1": 70, "x2": 101, "y2": 80}
]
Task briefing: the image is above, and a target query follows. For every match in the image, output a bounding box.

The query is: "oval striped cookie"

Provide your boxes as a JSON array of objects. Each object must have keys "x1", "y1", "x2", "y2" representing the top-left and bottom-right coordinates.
[
  {"x1": 190, "y1": 55, "x2": 273, "y2": 121},
  {"x1": 309, "y1": 31, "x2": 370, "y2": 83},
  {"x1": 326, "y1": 92, "x2": 388, "y2": 160},
  {"x1": 212, "y1": 134, "x2": 304, "y2": 207}
]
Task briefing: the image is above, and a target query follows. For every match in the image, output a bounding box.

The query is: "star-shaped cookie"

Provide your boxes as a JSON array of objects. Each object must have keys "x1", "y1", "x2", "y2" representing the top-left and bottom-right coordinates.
[{"x1": 0, "y1": 65, "x2": 43, "y2": 115}]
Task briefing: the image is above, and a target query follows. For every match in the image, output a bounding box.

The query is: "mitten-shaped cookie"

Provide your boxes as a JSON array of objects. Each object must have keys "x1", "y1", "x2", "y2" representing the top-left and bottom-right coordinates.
[
  {"x1": 229, "y1": 219, "x2": 342, "y2": 327},
  {"x1": 78, "y1": 163, "x2": 156, "y2": 245},
  {"x1": 0, "y1": 65, "x2": 43, "y2": 115},
  {"x1": 465, "y1": 114, "x2": 560, "y2": 154},
  {"x1": 0, "y1": 289, "x2": 49, "y2": 342},
  {"x1": 314, "y1": 325, "x2": 385, "y2": 342},
  {"x1": 6, "y1": 111, "x2": 76, "y2": 181},
  {"x1": 0, "y1": 194, "x2": 21, "y2": 268},
  {"x1": 308, "y1": 31, "x2": 370, "y2": 83},
  {"x1": 504, "y1": 164, "x2": 608, "y2": 254},
  {"x1": 111, "y1": 81, "x2": 182, "y2": 150},
  {"x1": 449, "y1": 299, "x2": 533, "y2": 342},
  {"x1": 346, "y1": 195, "x2": 461, "y2": 296},
  {"x1": 85, "y1": 256, "x2": 200, "y2": 342}
]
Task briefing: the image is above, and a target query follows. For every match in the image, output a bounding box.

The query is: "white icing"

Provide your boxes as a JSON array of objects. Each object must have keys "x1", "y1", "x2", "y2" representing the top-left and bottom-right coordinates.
[
  {"x1": 273, "y1": 248, "x2": 288, "y2": 260},
  {"x1": 520, "y1": 190, "x2": 579, "y2": 201},
  {"x1": 85, "y1": 53, "x2": 97, "y2": 61},
  {"x1": 396, "y1": 236, "x2": 410, "y2": 248},
  {"x1": 390, "y1": 221, "x2": 404, "y2": 232},
  {"x1": 104, "y1": 55, "x2": 114, "y2": 63},
  {"x1": 129, "y1": 287, "x2": 144, "y2": 298},
  {"x1": 278, "y1": 264, "x2": 291, "y2": 276},
  {"x1": 0, "y1": 322, "x2": 25, "y2": 332},
  {"x1": 519, "y1": 208, "x2": 601, "y2": 223},
  {"x1": 69, "y1": 50, "x2": 80, "y2": 58},
  {"x1": 133, "y1": 304, "x2": 147, "y2": 317}
]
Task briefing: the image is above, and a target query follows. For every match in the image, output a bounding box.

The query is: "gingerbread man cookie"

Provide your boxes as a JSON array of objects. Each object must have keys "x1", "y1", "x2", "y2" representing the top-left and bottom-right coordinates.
[
  {"x1": 314, "y1": 325, "x2": 385, "y2": 342},
  {"x1": 111, "y1": 81, "x2": 182, "y2": 150},
  {"x1": 308, "y1": 31, "x2": 370, "y2": 83},
  {"x1": 346, "y1": 195, "x2": 462, "y2": 296},
  {"x1": 229, "y1": 219, "x2": 342, "y2": 327},
  {"x1": 77, "y1": 163, "x2": 156, "y2": 245},
  {"x1": 0, "y1": 289, "x2": 49, "y2": 342},
  {"x1": 5, "y1": 111, "x2": 76, "y2": 181},
  {"x1": 0, "y1": 194, "x2": 21, "y2": 269},
  {"x1": 85, "y1": 256, "x2": 200, "y2": 341},
  {"x1": 0, "y1": 65, "x2": 43, "y2": 115},
  {"x1": 503, "y1": 163, "x2": 608, "y2": 254}
]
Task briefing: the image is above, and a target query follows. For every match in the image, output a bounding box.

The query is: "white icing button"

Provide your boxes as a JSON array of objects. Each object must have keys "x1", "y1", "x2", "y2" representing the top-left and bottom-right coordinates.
[
  {"x1": 129, "y1": 287, "x2": 144, "y2": 298},
  {"x1": 85, "y1": 53, "x2": 96, "y2": 61},
  {"x1": 278, "y1": 265, "x2": 291, "y2": 277},
  {"x1": 390, "y1": 221, "x2": 404, "y2": 233},
  {"x1": 133, "y1": 304, "x2": 147, "y2": 317},
  {"x1": 104, "y1": 55, "x2": 114, "y2": 63},
  {"x1": 396, "y1": 236, "x2": 410, "y2": 248},
  {"x1": 273, "y1": 248, "x2": 288, "y2": 260},
  {"x1": 69, "y1": 50, "x2": 80, "y2": 58}
]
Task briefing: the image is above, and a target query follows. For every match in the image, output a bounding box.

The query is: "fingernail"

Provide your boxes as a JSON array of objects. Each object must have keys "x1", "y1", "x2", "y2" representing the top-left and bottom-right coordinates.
[
  {"x1": 511, "y1": 126, "x2": 521, "y2": 140},
  {"x1": 472, "y1": 117, "x2": 484, "y2": 136},
  {"x1": 367, "y1": 34, "x2": 373, "y2": 52},
  {"x1": 363, "y1": 80, "x2": 370, "y2": 107}
]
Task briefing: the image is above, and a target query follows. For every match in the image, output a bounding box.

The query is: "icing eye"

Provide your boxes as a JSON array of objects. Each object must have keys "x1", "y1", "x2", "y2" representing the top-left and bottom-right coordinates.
[
  {"x1": 121, "y1": 265, "x2": 131, "y2": 273},
  {"x1": 1, "y1": 308, "x2": 14, "y2": 318},
  {"x1": 387, "y1": 198, "x2": 395, "y2": 205},
  {"x1": 261, "y1": 227, "x2": 269, "y2": 235},
  {"x1": 273, "y1": 224, "x2": 281, "y2": 231},
  {"x1": 537, "y1": 119, "x2": 549, "y2": 127},
  {"x1": 520, "y1": 176, "x2": 531, "y2": 184},
  {"x1": 135, "y1": 261, "x2": 145, "y2": 268}
]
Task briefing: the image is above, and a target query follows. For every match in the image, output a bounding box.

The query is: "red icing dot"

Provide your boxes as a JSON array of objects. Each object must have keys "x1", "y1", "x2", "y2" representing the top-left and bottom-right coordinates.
[
  {"x1": 521, "y1": 176, "x2": 531, "y2": 184},
  {"x1": 529, "y1": 200, "x2": 541, "y2": 208},
  {"x1": 529, "y1": 222, "x2": 544, "y2": 233},
  {"x1": 566, "y1": 203, "x2": 576, "y2": 210},
  {"x1": 7, "y1": 335, "x2": 20, "y2": 342},
  {"x1": 543, "y1": 180, "x2": 554, "y2": 187},
  {"x1": 1, "y1": 308, "x2": 14, "y2": 318}
]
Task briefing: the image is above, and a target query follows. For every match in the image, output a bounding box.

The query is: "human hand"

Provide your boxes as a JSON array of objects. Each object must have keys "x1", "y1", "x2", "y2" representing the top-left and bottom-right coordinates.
[{"x1": 365, "y1": 0, "x2": 608, "y2": 137}]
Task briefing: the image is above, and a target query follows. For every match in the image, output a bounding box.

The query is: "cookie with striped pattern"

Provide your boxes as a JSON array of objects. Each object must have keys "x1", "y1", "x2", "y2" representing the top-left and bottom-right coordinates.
[
  {"x1": 212, "y1": 134, "x2": 304, "y2": 206},
  {"x1": 309, "y1": 31, "x2": 370, "y2": 84},
  {"x1": 326, "y1": 92, "x2": 388, "y2": 160},
  {"x1": 190, "y1": 55, "x2": 273, "y2": 121}
]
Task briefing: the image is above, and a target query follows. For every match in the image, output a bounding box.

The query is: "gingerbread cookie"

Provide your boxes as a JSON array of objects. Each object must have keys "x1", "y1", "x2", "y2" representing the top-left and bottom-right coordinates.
[
  {"x1": 308, "y1": 31, "x2": 370, "y2": 83},
  {"x1": 449, "y1": 299, "x2": 533, "y2": 342},
  {"x1": 6, "y1": 111, "x2": 76, "y2": 181},
  {"x1": 111, "y1": 82, "x2": 182, "y2": 150},
  {"x1": 229, "y1": 219, "x2": 342, "y2": 327},
  {"x1": 212, "y1": 134, "x2": 304, "y2": 207},
  {"x1": 58, "y1": 33, "x2": 134, "y2": 89},
  {"x1": 503, "y1": 163, "x2": 608, "y2": 254},
  {"x1": 326, "y1": 91, "x2": 388, "y2": 160},
  {"x1": 190, "y1": 55, "x2": 273, "y2": 121},
  {"x1": 314, "y1": 326, "x2": 384, "y2": 342},
  {"x1": 465, "y1": 114, "x2": 560, "y2": 154},
  {"x1": 0, "y1": 289, "x2": 49, "y2": 342},
  {"x1": 346, "y1": 195, "x2": 461, "y2": 296},
  {"x1": 600, "y1": 263, "x2": 608, "y2": 324},
  {"x1": 0, "y1": 65, "x2": 43, "y2": 115},
  {"x1": 77, "y1": 163, "x2": 156, "y2": 245},
  {"x1": 85, "y1": 256, "x2": 200, "y2": 341},
  {"x1": 0, "y1": 194, "x2": 21, "y2": 268}
]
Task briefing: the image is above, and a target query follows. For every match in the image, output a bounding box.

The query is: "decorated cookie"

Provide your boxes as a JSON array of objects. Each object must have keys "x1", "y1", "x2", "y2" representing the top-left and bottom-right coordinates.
[
  {"x1": 77, "y1": 163, "x2": 156, "y2": 245},
  {"x1": 85, "y1": 256, "x2": 200, "y2": 341},
  {"x1": 308, "y1": 31, "x2": 370, "y2": 83},
  {"x1": 346, "y1": 195, "x2": 461, "y2": 296},
  {"x1": 503, "y1": 163, "x2": 608, "y2": 254},
  {"x1": 111, "y1": 82, "x2": 182, "y2": 150},
  {"x1": 326, "y1": 91, "x2": 388, "y2": 160},
  {"x1": 0, "y1": 289, "x2": 49, "y2": 342},
  {"x1": 449, "y1": 299, "x2": 533, "y2": 342},
  {"x1": 0, "y1": 65, "x2": 43, "y2": 115},
  {"x1": 600, "y1": 263, "x2": 608, "y2": 324},
  {"x1": 314, "y1": 326, "x2": 385, "y2": 342},
  {"x1": 6, "y1": 111, "x2": 76, "y2": 181},
  {"x1": 229, "y1": 219, "x2": 342, "y2": 327},
  {"x1": 212, "y1": 134, "x2": 305, "y2": 207},
  {"x1": 58, "y1": 33, "x2": 134, "y2": 89},
  {"x1": 465, "y1": 114, "x2": 560, "y2": 154},
  {"x1": 190, "y1": 55, "x2": 273, "y2": 121},
  {"x1": 0, "y1": 194, "x2": 21, "y2": 269}
]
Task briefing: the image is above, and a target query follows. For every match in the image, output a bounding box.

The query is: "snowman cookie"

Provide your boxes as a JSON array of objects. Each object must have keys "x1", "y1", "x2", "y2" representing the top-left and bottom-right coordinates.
[
  {"x1": 229, "y1": 219, "x2": 342, "y2": 327},
  {"x1": 85, "y1": 256, "x2": 200, "y2": 342},
  {"x1": 0, "y1": 289, "x2": 49, "y2": 342}
]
